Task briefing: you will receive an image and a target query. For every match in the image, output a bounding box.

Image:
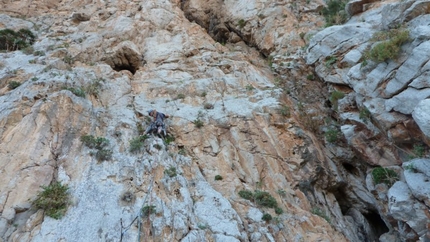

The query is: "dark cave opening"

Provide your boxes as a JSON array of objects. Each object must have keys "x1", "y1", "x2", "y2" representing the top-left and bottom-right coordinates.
[
  {"x1": 112, "y1": 63, "x2": 136, "y2": 74},
  {"x1": 363, "y1": 211, "x2": 389, "y2": 239},
  {"x1": 342, "y1": 162, "x2": 359, "y2": 176}
]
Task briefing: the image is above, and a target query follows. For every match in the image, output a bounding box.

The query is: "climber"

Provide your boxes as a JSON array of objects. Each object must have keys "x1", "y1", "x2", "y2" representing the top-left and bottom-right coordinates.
[{"x1": 143, "y1": 109, "x2": 170, "y2": 137}]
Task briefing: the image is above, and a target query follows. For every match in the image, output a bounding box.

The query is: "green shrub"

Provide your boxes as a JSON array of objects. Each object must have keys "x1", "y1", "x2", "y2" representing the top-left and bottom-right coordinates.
[
  {"x1": 81, "y1": 135, "x2": 109, "y2": 149},
  {"x1": 32, "y1": 182, "x2": 69, "y2": 219},
  {"x1": 278, "y1": 105, "x2": 291, "y2": 117},
  {"x1": 325, "y1": 128, "x2": 339, "y2": 143},
  {"x1": 0, "y1": 28, "x2": 36, "y2": 51},
  {"x1": 359, "y1": 107, "x2": 371, "y2": 123},
  {"x1": 238, "y1": 19, "x2": 246, "y2": 28},
  {"x1": 193, "y1": 119, "x2": 204, "y2": 128},
  {"x1": 141, "y1": 205, "x2": 156, "y2": 218},
  {"x1": 311, "y1": 207, "x2": 330, "y2": 223},
  {"x1": 325, "y1": 56, "x2": 338, "y2": 68},
  {"x1": 238, "y1": 190, "x2": 253, "y2": 200},
  {"x1": 364, "y1": 29, "x2": 409, "y2": 63},
  {"x1": 320, "y1": 0, "x2": 348, "y2": 27},
  {"x1": 277, "y1": 189, "x2": 287, "y2": 197},
  {"x1": 164, "y1": 167, "x2": 177, "y2": 178},
  {"x1": 94, "y1": 149, "x2": 112, "y2": 162},
  {"x1": 275, "y1": 207, "x2": 283, "y2": 214},
  {"x1": 175, "y1": 94, "x2": 185, "y2": 100},
  {"x1": 8, "y1": 81, "x2": 21, "y2": 90},
  {"x1": 85, "y1": 79, "x2": 103, "y2": 97},
  {"x1": 245, "y1": 84, "x2": 254, "y2": 91},
  {"x1": 306, "y1": 74, "x2": 315, "y2": 80},
  {"x1": 329, "y1": 90, "x2": 344, "y2": 110},
  {"x1": 253, "y1": 190, "x2": 278, "y2": 208},
  {"x1": 129, "y1": 135, "x2": 147, "y2": 153},
  {"x1": 163, "y1": 135, "x2": 175, "y2": 145},
  {"x1": 411, "y1": 144, "x2": 425, "y2": 158},
  {"x1": 63, "y1": 86, "x2": 85, "y2": 97},
  {"x1": 371, "y1": 167, "x2": 399, "y2": 187},
  {"x1": 81, "y1": 135, "x2": 112, "y2": 161},
  {"x1": 262, "y1": 213, "x2": 272, "y2": 222},
  {"x1": 215, "y1": 175, "x2": 223, "y2": 181}
]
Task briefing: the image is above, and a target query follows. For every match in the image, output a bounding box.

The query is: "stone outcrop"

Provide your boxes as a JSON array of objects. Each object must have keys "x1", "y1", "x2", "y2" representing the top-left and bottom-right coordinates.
[{"x1": 1, "y1": 0, "x2": 430, "y2": 241}]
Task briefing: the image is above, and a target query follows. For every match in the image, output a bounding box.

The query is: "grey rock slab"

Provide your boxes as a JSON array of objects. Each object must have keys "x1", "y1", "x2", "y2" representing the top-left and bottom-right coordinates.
[
  {"x1": 385, "y1": 87, "x2": 430, "y2": 115},
  {"x1": 307, "y1": 23, "x2": 374, "y2": 65},
  {"x1": 388, "y1": 181, "x2": 429, "y2": 236},
  {"x1": 403, "y1": 159, "x2": 430, "y2": 206},
  {"x1": 384, "y1": 42, "x2": 430, "y2": 97},
  {"x1": 412, "y1": 99, "x2": 430, "y2": 138}
]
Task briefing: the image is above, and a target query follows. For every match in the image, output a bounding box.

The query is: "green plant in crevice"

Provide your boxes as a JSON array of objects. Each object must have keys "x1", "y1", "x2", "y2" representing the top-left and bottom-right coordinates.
[
  {"x1": 320, "y1": 0, "x2": 348, "y2": 27},
  {"x1": 129, "y1": 135, "x2": 148, "y2": 153},
  {"x1": 364, "y1": 29, "x2": 410, "y2": 64},
  {"x1": 325, "y1": 56, "x2": 338, "y2": 68},
  {"x1": 32, "y1": 182, "x2": 70, "y2": 219},
  {"x1": 311, "y1": 207, "x2": 331, "y2": 223},
  {"x1": 329, "y1": 90, "x2": 344, "y2": 111},
  {"x1": 262, "y1": 213, "x2": 272, "y2": 222},
  {"x1": 63, "y1": 86, "x2": 85, "y2": 98},
  {"x1": 371, "y1": 167, "x2": 399, "y2": 187},
  {"x1": 193, "y1": 119, "x2": 204, "y2": 128},
  {"x1": 164, "y1": 167, "x2": 177, "y2": 178},
  {"x1": 141, "y1": 205, "x2": 156, "y2": 218},
  {"x1": 80, "y1": 135, "x2": 112, "y2": 161},
  {"x1": 238, "y1": 19, "x2": 246, "y2": 28},
  {"x1": 359, "y1": 107, "x2": 371, "y2": 123},
  {"x1": 275, "y1": 207, "x2": 283, "y2": 214},
  {"x1": 8, "y1": 81, "x2": 21, "y2": 90},
  {"x1": 215, "y1": 175, "x2": 223, "y2": 181},
  {"x1": 324, "y1": 128, "x2": 340, "y2": 143}
]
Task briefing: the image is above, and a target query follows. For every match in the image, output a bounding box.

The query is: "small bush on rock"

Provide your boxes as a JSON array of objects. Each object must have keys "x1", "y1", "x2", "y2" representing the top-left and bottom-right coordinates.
[
  {"x1": 262, "y1": 213, "x2": 272, "y2": 222},
  {"x1": 371, "y1": 167, "x2": 399, "y2": 187},
  {"x1": 215, "y1": 175, "x2": 223, "y2": 181},
  {"x1": 164, "y1": 167, "x2": 177, "y2": 178},
  {"x1": 141, "y1": 205, "x2": 156, "y2": 218},
  {"x1": 129, "y1": 135, "x2": 148, "y2": 153},
  {"x1": 364, "y1": 29, "x2": 409, "y2": 64},
  {"x1": 32, "y1": 182, "x2": 70, "y2": 219},
  {"x1": 8, "y1": 81, "x2": 21, "y2": 90},
  {"x1": 0, "y1": 28, "x2": 36, "y2": 51}
]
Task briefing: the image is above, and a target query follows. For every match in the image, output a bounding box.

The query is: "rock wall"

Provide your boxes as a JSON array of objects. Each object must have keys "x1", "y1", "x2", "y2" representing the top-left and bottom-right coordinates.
[{"x1": 0, "y1": 0, "x2": 429, "y2": 241}]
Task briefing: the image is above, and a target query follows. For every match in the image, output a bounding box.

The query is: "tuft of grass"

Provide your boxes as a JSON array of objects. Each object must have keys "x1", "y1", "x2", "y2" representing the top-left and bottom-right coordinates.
[
  {"x1": 163, "y1": 135, "x2": 175, "y2": 145},
  {"x1": 245, "y1": 84, "x2": 254, "y2": 91},
  {"x1": 129, "y1": 135, "x2": 148, "y2": 153},
  {"x1": 325, "y1": 128, "x2": 340, "y2": 143},
  {"x1": 214, "y1": 175, "x2": 223, "y2": 181},
  {"x1": 253, "y1": 190, "x2": 278, "y2": 208},
  {"x1": 329, "y1": 90, "x2": 344, "y2": 110},
  {"x1": 278, "y1": 105, "x2": 291, "y2": 117},
  {"x1": 164, "y1": 167, "x2": 177, "y2": 178},
  {"x1": 81, "y1": 135, "x2": 109, "y2": 149},
  {"x1": 359, "y1": 107, "x2": 371, "y2": 123},
  {"x1": 193, "y1": 119, "x2": 204, "y2": 128},
  {"x1": 275, "y1": 207, "x2": 283, "y2": 214},
  {"x1": 80, "y1": 135, "x2": 112, "y2": 161},
  {"x1": 311, "y1": 207, "x2": 331, "y2": 223},
  {"x1": 408, "y1": 144, "x2": 426, "y2": 159},
  {"x1": 63, "y1": 86, "x2": 85, "y2": 98},
  {"x1": 306, "y1": 74, "x2": 315, "y2": 80},
  {"x1": 8, "y1": 81, "x2": 21, "y2": 90},
  {"x1": 32, "y1": 182, "x2": 70, "y2": 219},
  {"x1": 277, "y1": 189, "x2": 287, "y2": 197},
  {"x1": 175, "y1": 94, "x2": 186, "y2": 100},
  {"x1": 85, "y1": 78, "x2": 104, "y2": 98},
  {"x1": 238, "y1": 190, "x2": 254, "y2": 200},
  {"x1": 371, "y1": 167, "x2": 399, "y2": 187},
  {"x1": 238, "y1": 19, "x2": 246, "y2": 28},
  {"x1": 141, "y1": 205, "x2": 156, "y2": 218},
  {"x1": 325, "y1": 56, "x2": 338, "y2": 68}
]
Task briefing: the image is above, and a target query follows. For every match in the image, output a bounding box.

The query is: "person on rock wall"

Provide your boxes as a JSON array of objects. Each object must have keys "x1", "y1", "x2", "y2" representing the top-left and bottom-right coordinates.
[{"x1": 143, "y1": 109, "x2": 170, "y2": 136}]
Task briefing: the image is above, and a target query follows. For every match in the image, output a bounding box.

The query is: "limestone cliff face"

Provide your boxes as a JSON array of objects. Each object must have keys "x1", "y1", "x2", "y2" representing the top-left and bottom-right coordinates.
[{"x1": 0, "y1": 0, "x2": 429, "y2": 241}]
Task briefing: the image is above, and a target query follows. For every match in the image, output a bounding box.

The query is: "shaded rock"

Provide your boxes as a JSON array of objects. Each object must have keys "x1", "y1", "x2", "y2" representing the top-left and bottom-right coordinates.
[
  {"x1": 102, "y1": 41, "x2": 142, "y2": 74},
  {"x1": 71, "y1": 12, "x2": 91, "y2": 22},
  {"x1": 346, "y1": 0, "x2": 380, "y2": 16}
]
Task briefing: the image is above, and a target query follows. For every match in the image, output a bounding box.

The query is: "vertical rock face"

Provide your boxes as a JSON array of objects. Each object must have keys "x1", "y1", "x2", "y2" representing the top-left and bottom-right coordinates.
[
  {"x1": 0, "y1": 0, "x2": 346, "y2": 241},
  {"x1": 0, "y1": 0, "x2": 429, "y2": 241}
]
